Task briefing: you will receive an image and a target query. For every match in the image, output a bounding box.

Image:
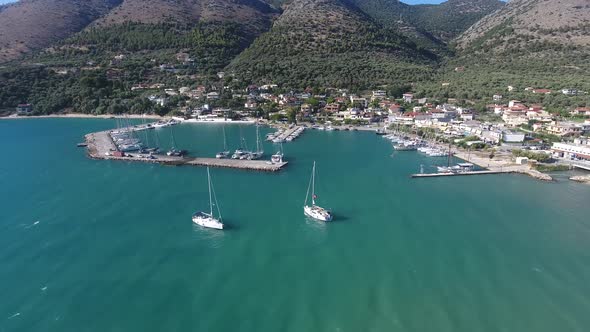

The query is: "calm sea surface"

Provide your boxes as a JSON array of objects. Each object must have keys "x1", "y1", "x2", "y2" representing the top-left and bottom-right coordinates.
[{"x1": 1, "y1": 118, "x2": 590, "y2": 332}]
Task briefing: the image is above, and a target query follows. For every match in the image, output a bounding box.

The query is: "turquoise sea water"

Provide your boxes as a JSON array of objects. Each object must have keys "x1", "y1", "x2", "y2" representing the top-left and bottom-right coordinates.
[{"x1": 1, "y1": 118, "x2": 590, "y2": 332}]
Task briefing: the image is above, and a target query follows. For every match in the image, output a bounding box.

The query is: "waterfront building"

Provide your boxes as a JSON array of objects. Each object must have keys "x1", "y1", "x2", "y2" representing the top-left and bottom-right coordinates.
[
  {"x1": 16, "y1": 103, "x2": 33, "y2": 115},
  {"x1": 552, "y1": 142, "x2": 590, "y2": 160}
]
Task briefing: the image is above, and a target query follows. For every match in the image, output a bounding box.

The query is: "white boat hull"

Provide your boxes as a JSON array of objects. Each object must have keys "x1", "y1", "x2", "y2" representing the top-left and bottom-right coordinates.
[
  {"x1": 304, "y1": 205, "x2": 332, "y2": 222},
  {"x1": 192, "y1": 214, "x2": 224, "y2": 230}
]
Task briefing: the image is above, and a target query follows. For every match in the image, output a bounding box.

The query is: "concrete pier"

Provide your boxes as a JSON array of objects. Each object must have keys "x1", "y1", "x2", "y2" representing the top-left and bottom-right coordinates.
[
  {"x1": 84, "y1": 131, "x2": 287, "y2": 172},
  {"x1": 411, "y1": 165, "x2": 552, "y2": 181},
  {"x1": 411, "y1": 170, "x2": 508, "y2": 178}
]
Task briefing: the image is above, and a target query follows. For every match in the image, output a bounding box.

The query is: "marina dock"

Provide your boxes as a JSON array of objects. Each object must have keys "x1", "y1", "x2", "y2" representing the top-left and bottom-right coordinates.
[
  {"x1": 411, "y1": 167, "x2": 552, "y2": 181},
  {"x1": 268, "y1": 125, "x2": 305, "y2": 142},
  {"x1": 412, "y1": 170, "x2": 509, "y2": 178},
  {"x1": 84, "y1": 131, "x2": 287, "y2": 172}
]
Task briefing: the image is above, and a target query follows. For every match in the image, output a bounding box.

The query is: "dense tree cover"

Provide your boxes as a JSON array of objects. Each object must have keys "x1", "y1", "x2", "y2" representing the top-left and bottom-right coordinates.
[
  {"x1": 0, "y1": 22, "x2": 255, "y2": 114},
  {"x1": 228, "y1": 24, "x2": 437, "y2": 89},
  {"x1": 33, "y1": 22, "x2": 251, "y2": 72},
  {"x1": 412, "y1": 46, "x2": 590, "y2": 110},
  {"x1": 0, "y1": 66, "x2": 158, "y2": 114},
  {"x1": 1, "y1": 10, "x2": 588, "y2": 116}
]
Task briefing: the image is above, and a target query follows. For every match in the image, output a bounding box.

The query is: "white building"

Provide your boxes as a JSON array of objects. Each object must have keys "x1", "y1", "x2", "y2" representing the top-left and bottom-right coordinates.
[
  {"x1": 372, "y1": 90, "x2": 387, "y2": 100},
  {"x1": 552, "y1": 142, "x2": 590, "y2": 160},
  {"x1": 502, "y1": 131, "x2": 526, "y2": 143},
  {"x1": 207, "y1": 92, "x2": 220, "y2": 100},
  {"x1": 562, "y1": 89, "x2": 578, "y2": 96},
  {"x1": 402, "y1": 93, "x2": 413, "y2": 103}
]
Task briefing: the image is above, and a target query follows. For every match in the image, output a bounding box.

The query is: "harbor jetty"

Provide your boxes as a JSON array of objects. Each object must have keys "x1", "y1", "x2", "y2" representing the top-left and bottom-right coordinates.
[
  {"x1": 84, "y1": 130, "x2": 287, "y2": 172},
  {"x1": 412, "y1": 167, "x2": 552, "y2": 181},
  {"x1": 410, "y1": 148, "x2": 553, "y2": 181},
  {"x1": 267, "y1": 125, "x2": 305, "y2": 143}
]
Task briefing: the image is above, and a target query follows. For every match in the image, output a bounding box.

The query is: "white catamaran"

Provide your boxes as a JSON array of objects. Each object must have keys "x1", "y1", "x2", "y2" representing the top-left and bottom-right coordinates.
[
  {"x1": 304, "y1": 161, "x2": 333, "y2": 222},
  {"x1": 192, "y1": 167, "x2": 224, "y2": 230}
]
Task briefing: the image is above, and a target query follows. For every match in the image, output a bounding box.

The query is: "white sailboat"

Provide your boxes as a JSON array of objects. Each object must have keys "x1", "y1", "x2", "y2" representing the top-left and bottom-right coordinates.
[
  {"x1": 166, "y1": 127, "x2": 186, "y2": 156},
  {"x1": 271, "y1": 143, "x2": 284, "y2": 163},
  {"x1": 304, "y1": 161, "x2": 333, "y2": 222},
  {"x1": 249, "y1": 125, "x2": 264, "y2": 160},
  {"x1": 216, "y1": 126, "x2": 230, "y2": 159},
  {"x1": 192, "y1": 167, "x2": 224, "y2": 230}
]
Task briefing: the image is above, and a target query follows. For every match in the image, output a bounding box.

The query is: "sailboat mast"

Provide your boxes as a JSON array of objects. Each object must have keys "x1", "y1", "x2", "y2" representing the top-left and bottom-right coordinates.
[
  {"x1": 208, "y1": 167, "x2": 213, "y2": 216},
  {"x1": 223, "y1": 126, "x2": 227, "y2": 151},
  {"x1": 256, "y1": 125, "x2": 261, "y2": 153},
  {"x1": 312, "y1": 161, "x2": 316, "y2": 205},
  {"x1": 170, "y1": 128, "x2": 177, "y2": 150},
  {"x1": 447, "y1": 142, "x2": 452, "y2": 167}
]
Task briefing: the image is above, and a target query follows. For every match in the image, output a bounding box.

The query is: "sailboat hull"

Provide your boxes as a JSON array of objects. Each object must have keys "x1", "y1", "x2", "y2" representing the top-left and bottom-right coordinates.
[
  {"x1": 192, "y1": 213, "x2": 224, "y2": 230},
  {"x1": 304, "y1": 205, "x2": 332, "y2": 222}
]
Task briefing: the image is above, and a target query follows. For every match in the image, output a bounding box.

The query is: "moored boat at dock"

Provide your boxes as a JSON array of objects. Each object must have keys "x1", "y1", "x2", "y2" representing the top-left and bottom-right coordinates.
[{"x1": 216, "y1": 126, "x2": 230, "y2": 159}]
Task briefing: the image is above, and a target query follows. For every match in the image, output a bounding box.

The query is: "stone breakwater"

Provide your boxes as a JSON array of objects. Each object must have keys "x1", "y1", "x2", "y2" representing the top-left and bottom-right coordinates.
[
  {"x1": 570, "y1": 175, "x2": 590, "y2": 183},
  {"x1": 84, "y1": 131, "x2": 288, "y2": 172}
]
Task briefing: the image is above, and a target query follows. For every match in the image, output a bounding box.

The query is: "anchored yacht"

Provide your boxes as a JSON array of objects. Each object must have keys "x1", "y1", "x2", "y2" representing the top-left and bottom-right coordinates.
[
  {"x1": 303, "y1": 161, "x2": 332, "y2": 222},
  {"x1": 192, "y1": 167, "x2": 224, "y2": 230}
]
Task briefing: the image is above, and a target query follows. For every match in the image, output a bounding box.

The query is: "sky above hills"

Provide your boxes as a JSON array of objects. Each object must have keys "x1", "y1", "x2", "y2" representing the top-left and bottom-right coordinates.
[
  {"x1": 0, "y1": 0, "x2": 506, "y2": 6},
  {"x1": 0, "y1": 0, "x2": 452, "y2": 4}
]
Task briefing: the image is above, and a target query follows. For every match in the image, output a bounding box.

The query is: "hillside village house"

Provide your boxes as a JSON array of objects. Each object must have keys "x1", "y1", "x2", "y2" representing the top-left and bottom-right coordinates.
[
  {"x1": 502, "y1": 109, "x2": 528, "y2": 126},
  {"x1": 349, "y1": 96, "x2": 368, "y2": 108},
  {"x1": 244, "y1": 100, "x2": 258, "y2": 109},
  {"x1": 388, "y1": 104, "x2": 403, "y2": 114},
  {"x1": 532, "y1": 89, "x2": 552, "y2": 94},
  {"x1": 402, "y1": 93, "x2": 414, "y2": 103},
  {"x1": 206, "y1": 92, "x2": 220, "y2": 100},
  {"x1": 260, "y1": 84, "x2": 278, "y2": 90},
  {"x1": 371, "y1": 90, "x2": 387, "y2": 100},
  {"x1": 148, "y1": 96, "x2": 167, "y2": 106},
  {"x1": 324, "y1": 103, "x2": 340, "y2": 113},
  {"x1": 16, "y1": 103, "x2": 32, "y2": 115},
  {"x1": 545, "y1": 121, "x2": 583, "y2": 137},
  {"x1": 493, "y1": 94, "x2": 503, "y2": 101},
  {"x1": 570, "y1": 107, "x2": 590, "y2": 117},
  {"x1": 562, "y1": 89, "x2": 578, "y2": 96},
  {"x1": 300, "y1": 103, "x2": 312, "y2": 113}
]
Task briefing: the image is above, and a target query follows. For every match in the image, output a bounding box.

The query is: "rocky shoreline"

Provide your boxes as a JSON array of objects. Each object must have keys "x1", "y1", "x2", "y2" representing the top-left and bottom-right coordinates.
[{"x1": 570, "y1": 175, "x2": 590, "y2": 184}]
